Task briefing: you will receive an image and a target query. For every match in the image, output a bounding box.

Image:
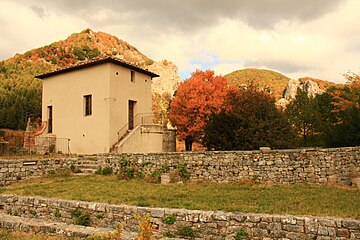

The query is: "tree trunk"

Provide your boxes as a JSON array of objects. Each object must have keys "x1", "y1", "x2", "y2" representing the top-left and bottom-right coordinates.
[{"x1": 185, "y1": 136, "x2": 193, "y2": 151}]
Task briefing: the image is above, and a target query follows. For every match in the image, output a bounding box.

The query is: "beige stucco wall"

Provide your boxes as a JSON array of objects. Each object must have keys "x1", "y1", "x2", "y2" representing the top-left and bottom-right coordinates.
[
  {"x1": 115, "y1": 125, "x2": 164, "y2": 153},
  {"x1": 41, "y1": 62, "x2": 153, "y2": 154},
  {"x1": 108, "y1": 64, "x2": 152, "y2": 148}
]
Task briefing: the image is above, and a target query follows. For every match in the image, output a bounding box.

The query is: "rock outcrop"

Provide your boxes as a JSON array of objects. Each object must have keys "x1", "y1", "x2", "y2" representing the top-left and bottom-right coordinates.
[
  {"x1": 147, "y1": 60, "x2": 181, "y2": 96},
  {"x1": 277, "y1": 78, "x2": 324, "y2": 108}
]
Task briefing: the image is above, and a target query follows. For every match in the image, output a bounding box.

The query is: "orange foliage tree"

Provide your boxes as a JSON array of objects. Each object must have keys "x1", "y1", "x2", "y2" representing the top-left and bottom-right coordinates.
[
  {"x1": 169, "y1": 70, "x2": 238, "y2": 151},
  {"x1": 331, "y1": 71, "x2": 360, "y2": 111}
]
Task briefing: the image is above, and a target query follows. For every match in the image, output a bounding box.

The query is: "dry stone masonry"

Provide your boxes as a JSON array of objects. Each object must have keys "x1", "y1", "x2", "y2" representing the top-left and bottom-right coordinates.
[
  {"x1": 0, "y1": 147, "x2": 359, "y2": 238},
  {"x1": 0, "y1": 147, "x2": 360, "y2": 186},
  {"x1": 0, "y1": 158, "x2": 77, "y2": 186},
  {"x1": 0, "y1": 194, "x2": 359, "y2": 239}
]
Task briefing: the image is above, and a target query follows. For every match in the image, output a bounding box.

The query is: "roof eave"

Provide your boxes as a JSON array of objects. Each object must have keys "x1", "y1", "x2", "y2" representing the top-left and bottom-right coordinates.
[{"x1": 35, "y1": 57, "x2": 159, "y2": 79}]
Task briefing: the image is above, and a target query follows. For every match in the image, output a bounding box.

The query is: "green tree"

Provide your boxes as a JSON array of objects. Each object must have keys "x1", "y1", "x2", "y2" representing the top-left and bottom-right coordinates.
[
  {"x1": 322, "y1": 73, "x2": 360, "y2": 147},
  {"x1": 204, "y1": 85, "x2": 293, "y2": 150},
  {"x1": 325, "y1": 105, "x2": 360, "y2": 147},
  {"x1": 285, "y1": 90, "x2": 323, "y2": 147}
]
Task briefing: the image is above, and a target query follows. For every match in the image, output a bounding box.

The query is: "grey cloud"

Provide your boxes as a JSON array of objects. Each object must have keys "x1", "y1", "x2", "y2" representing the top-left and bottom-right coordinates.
[
  {"x1": 21, "y1": 0, "x2": 344, "y2": 31},
  {"x1": 245, "y1": 60, "x2": 311, "y2": 74},
  {"x1": 31, "y1": 5, "x2": 47, "y2": 19}
]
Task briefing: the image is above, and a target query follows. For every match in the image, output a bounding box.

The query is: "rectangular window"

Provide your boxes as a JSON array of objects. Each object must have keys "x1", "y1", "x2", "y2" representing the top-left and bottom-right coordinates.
[
  {"x1": 84, "y1": 95, "x2": 92, "y2": 116},
  {"x1": 130, "y1": 70, "x2": 135, "y2": 82},
  {"x1": 47, "y1": 106, "x2": 53, "y2": 133}
]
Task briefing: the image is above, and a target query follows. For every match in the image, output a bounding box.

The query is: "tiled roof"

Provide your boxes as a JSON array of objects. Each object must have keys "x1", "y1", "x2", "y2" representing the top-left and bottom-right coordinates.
[{"x1": 36, "y1": 56, "x2": 159, "y2": 79}]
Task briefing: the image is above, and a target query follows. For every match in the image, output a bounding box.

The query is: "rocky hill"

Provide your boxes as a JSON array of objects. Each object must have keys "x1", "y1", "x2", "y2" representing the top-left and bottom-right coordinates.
[
  {"x1": 7, "y1": 28, "x2": 181, "y2": 95},
  {"x1": 225, "y1": 68, "x2": 290, "y2": 99},
  {"x1": 0, "y1": 29, "x2": 181, "y2": 130},
  {"x1": 225, "y1": 68, "x2": 341, "y2": 108}
]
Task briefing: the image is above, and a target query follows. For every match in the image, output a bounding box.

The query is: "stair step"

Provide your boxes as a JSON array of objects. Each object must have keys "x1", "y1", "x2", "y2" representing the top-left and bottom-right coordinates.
[
  {"x1": 0, "y1": 212, "x2": 188, "y2": 239},
  {"x1": 0, "y1": 212, "x2": 114, "y2": 238},
  {"x1": 77, "y1": 169, "x2": 97, "y2": 174},
  {"x1": 75, "y1": 161, "x2": 99, "y2": 165},
  {"x1": 77, "y1": 164, "x2": 99, "y2": 169}
]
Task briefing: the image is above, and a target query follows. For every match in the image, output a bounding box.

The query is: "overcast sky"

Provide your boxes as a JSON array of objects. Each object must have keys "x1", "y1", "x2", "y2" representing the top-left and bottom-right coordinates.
[{"x1": 1, "y1": 0, "x2": 359, "y2": 83}]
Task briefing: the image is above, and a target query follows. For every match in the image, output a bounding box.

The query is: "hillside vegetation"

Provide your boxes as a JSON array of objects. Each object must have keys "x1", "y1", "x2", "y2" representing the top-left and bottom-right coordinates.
[
  {"x1": 225, "y1": 68, "x2": 290, "y2": 99},
  {"x1": 0, "y1": 29, "x2": 153, "y2": 130}
]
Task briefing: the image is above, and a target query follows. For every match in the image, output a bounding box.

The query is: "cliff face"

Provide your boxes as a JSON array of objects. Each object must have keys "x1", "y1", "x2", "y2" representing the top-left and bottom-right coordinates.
[
  {"x1": 147, "y1": 60, "x2": 181, "y2": 96},
  {"x1": 276, "y1": 78, "x2": 325, "y2": 108},
  {"x1": 283, "y1": 78, "x2": 324, "y2": 100}
]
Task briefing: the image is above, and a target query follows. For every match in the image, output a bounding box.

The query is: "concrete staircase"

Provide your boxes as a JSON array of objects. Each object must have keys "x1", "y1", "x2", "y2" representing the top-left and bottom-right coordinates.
[{"x1": 72, "y1": 159, "x2": 100, "y2": 174}]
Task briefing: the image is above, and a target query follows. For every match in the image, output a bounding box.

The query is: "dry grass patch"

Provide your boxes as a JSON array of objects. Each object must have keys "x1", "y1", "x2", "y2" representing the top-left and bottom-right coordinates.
[
  {"x1": 0, "y1": 229, "x2": 81, "y2": 240},
  {"x1": 1, "y1": 174, "x2": 359, "y2": 219}
]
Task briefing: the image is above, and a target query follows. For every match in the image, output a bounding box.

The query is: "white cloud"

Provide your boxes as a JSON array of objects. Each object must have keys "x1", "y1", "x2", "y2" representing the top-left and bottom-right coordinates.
[{"x1": 0, "y1": 0, "x2": 359, "y2": 83}]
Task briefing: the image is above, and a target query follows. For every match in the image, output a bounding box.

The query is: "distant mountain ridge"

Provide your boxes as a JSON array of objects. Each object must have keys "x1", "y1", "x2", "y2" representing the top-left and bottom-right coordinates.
[
  {"x1": 224, "y1": 68, "x2": 340, "y2": 100},
  {"x1": 0, "y1": 29, "x2": 181, "y2": 129}
]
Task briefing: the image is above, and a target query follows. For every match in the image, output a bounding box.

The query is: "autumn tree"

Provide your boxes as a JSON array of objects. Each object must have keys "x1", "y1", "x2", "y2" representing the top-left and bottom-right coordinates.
[
  {"x1": 331, "y1": 71, "x2": 360, "y2": 111},
  {"x1": 203, "y1": 85, "x2": 293, "y2": 150},
  {"x1": 323, "y1": 72, "x2": 360, "y2": 146},
  {"x1": 168, "y1": 70, "x2": 237, "y2": 151}
]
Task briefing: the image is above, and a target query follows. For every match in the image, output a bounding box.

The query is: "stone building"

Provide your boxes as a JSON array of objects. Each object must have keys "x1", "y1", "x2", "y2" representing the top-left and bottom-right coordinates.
[{"x1": 36, "y1": 57, "x2": 175, "y2": 154}]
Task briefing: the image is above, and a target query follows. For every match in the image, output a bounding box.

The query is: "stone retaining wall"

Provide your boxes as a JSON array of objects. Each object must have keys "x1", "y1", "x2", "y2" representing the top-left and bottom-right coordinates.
[
  {"x1": 0, "y1": 194, "x2": 359, "y2": 239},
  {"x1": 0, "y1": 158, "x2": 76, "y2": 186},
  {"x1": 0, "y1": 147, "x2": 360, "y2": 186},
  {"x1": 104, "y1": 147, "x2": 360, "y2": 184}
]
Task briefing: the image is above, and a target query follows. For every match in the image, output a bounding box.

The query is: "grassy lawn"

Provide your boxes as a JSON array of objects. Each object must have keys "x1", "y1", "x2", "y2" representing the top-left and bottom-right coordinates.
[{"x1": 0, "y1": 174, "x2": 359, "y2": 219}]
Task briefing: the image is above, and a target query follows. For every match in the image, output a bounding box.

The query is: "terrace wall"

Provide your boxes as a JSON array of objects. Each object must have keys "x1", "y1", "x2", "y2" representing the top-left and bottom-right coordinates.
[
  {"x1": 0, "y1": 146, "x2": 360, "y2": 186},
  {"x1": 0, "y1": 194, "x2": 359, "y2": 239}
]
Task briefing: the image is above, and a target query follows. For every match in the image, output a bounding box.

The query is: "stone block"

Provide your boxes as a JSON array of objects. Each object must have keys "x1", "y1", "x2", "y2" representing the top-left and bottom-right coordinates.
[
  {"x1": 336, "y1": 228, "x2": 350, "y2": 237},
  {"x1": 282, "y1": 224, "x2": 304, "y2": 233},
  {"x1": 342, "y1": 219, "x2": 360, "y2": 229},
  {"x1": 151, "y1": 208, "x2": 164, "y2": 218},
  {"x1": 317, "y1": 226, "x2": 329, "y2": 236}
]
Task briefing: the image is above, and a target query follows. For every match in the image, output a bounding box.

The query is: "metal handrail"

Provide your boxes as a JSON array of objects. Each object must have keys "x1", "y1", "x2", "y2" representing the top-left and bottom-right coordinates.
[{"x1": 116, "y1": 112, "x2": 154, "y2": 141}]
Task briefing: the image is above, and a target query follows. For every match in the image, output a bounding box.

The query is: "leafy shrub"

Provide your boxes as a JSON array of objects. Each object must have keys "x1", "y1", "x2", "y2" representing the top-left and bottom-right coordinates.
[
  {"x1": 178, "y1": 164, "x2": 190, "y2": 180},
  {"x1": 177, "y1": 226, "x2": 194, "y2": 237},
  {"x1": 54, "y1": 208, "x2": 61, "y2": 218},
  {"x1": 70, "y1": 164, "x2": 82, "y2": 173},
  {"x1": 163, "y1": 214, "x2": 176, "y2": 224},
  {"x1": 124, "y1": 167, "x2": 134, "y2": 178},
  {"x1": 76, "y1": 213, "x2": 91, "y2": 226},
  {"x1": 135, "y1": 171, "x2": 144, "y2": 178},
  {"x1": 117, "y1": 158, "x2": 145, "y2": 180},
  {"x1": 101, "y1": 166, "x2": 113, "y2": 175},
  {"x1": 95, "y1": 166, "x2": 113, "y2": 175},
  {"x1": 235, "y1": 229, "x2": 249, "y2": 240},
  {"x1": 71, "y1": 209, "x2": 91, "y2": 226},
  {"x1": 147, "y1": 170, "x2": 161, "y2": 183},
  {"x1": 119, "y1": 158, "x2": 128, "y2": 167}
]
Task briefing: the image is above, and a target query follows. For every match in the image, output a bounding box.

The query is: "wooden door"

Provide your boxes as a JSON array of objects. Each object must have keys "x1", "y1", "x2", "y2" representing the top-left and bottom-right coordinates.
[{"x1": 128, "y1": 100, "x2": 136, "y2": 130}]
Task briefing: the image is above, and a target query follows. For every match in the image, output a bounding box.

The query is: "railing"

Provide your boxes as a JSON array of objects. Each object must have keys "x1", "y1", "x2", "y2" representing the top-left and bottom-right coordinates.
[
  {"x1": 116, "y1": 112, "x2": 167, "y2": 142},
  {"x1": 35, "y1": 137, "x2": 71, "y2": 154},
  {"x1": 116, "y1": 112, "x2": 151, "y2": 142}
]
